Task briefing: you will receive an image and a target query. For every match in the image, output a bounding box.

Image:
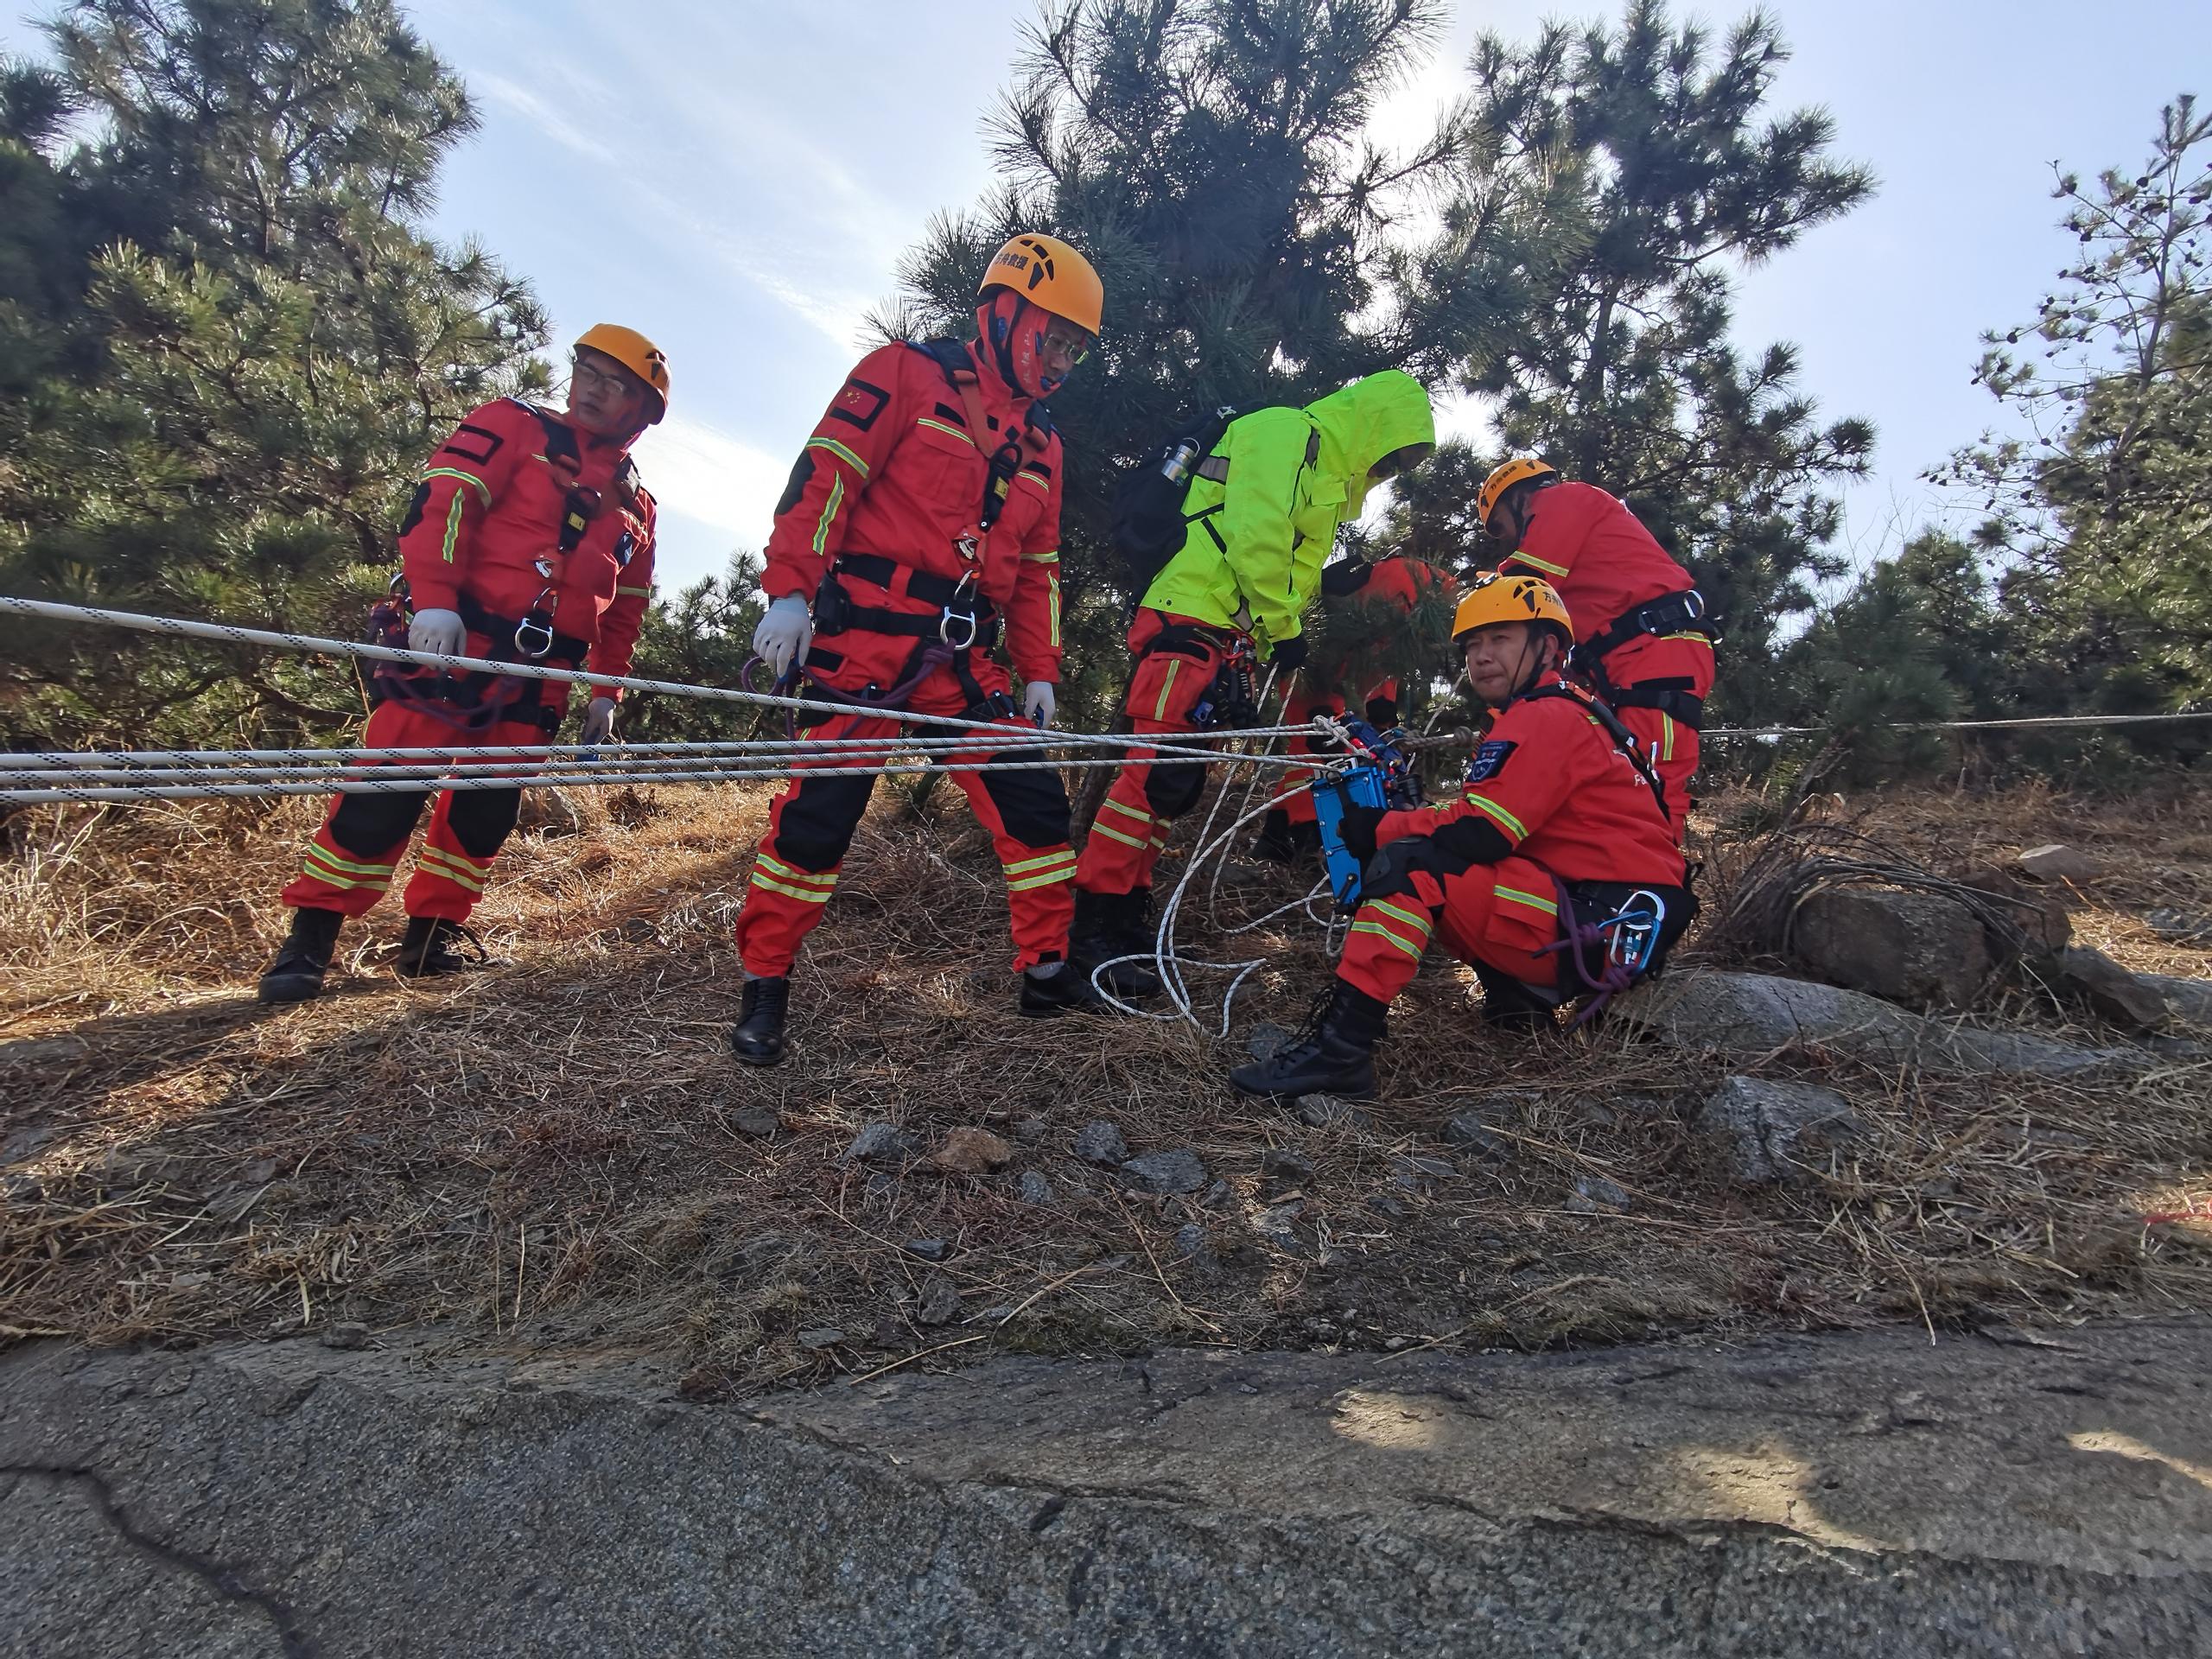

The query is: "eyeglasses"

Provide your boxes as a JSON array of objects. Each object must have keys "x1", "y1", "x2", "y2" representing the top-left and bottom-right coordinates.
[
  {"x1": 1037, "y1": 321, "x2": 1094, "y2": 365},
  {"x1": 570, "y1": 355, "x2": 636, "y2": 398}
]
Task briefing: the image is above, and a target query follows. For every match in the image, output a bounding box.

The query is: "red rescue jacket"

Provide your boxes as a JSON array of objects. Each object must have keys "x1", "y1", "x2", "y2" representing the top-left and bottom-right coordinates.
[
  {"x1": 397, "y1": 398, "x2": 657, "y2": 690},
  {"x1": 1377, "y1": 677, "x2": 1685, "y2": 889},
  {"x1": 1498, "y1": 482, "x2": 1713, "y2": 695},
  {"x1": 761, "y1": 340, "x2": 1065, "y2": 684}
]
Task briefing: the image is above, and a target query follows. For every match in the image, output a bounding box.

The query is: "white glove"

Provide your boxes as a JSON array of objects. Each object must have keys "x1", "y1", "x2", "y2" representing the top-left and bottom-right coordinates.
[
  {"x1": 1023, "y1": 680, "x2": 1057, "y2": 728},
  {"x1": 752, "y1": 594, "x2": 812, "y2": 679},
  {"x1": 579, "y1": 696, "x2": 617, "y2": 746},
  {"x1": 408, "y1": 607, "x2": 465, "y2": 657}
]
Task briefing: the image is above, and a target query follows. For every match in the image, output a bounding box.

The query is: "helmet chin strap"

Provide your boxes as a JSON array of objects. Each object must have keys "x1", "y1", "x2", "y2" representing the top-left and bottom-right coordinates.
[{"x1": 982, "y1": 290, "x2": 1027, "y2": 392}]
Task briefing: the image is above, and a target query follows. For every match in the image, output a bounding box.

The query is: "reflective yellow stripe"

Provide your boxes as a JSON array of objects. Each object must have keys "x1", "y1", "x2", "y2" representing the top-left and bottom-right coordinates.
[
  {"x1": 1152, "y1": 659, "x2": 1181, "y2": 721},
  {"x1": 1004, "y1": 850, "x2": 1077, "y2": 875},
  {"x1": 305, "y1": 844, "x2": 397, "y2": 878},
  {"x1": 1495, "y1": 884, "x2": 1559, "y2": 916},
  {"x1": 1661, "y1": 632, "x2": 1714, "y2": 650},
  {"x1": 806, "y1": 435, "x2": 868, "y2": 475},
  {"x1": 1509, "y1": 550, "x2": 1570, "y2": 578},
  {"x1": 420, "y1": 843, "x2": 492, "y2": 872},
  {"x1": 813, "y1": 475, "x2": 844, "y2": 558},
  {"x1": 1370, "y1": 899, "x2": 1433, "y2": 938},
  {"x1": 1018, "y1": 471, "x2": 1048, "y2": 494},
  {"x1": 751, "y1": 871, "x2": 835, "y2": 904},
  {"x1": 439, "y1": 491, "x2": 465, "y2": 563},
  {"x1": 1007, "y1": 866, "x2": 1077, "y2": 893},
  {"x1": 914, "y1": 417, "x2": 975, "y2": 447},
  {"x1": 1660, "y1": 715, "x2": 1676, "y2": 762},
  {"x1": 757, "y1": 853, "x2": 836, "y2": 890},
  {"x1": 417, "y1": 853, "x2": 486, "y2": 892},
  {"x1": 422, "y1": 467, "x2": 492, "y2": 507},
  {"x1": 615, "y1": 584, "x2": 651, "y2": 598},
  {"x1": 1351, "y1": 920, "x2": 1425, "y2": 961},
  {"x1": 1099, "y1": 798, "x2": 1153, "y2": 828},
  {"x1": 1463, "y1": 793, "x2": 1528, "y2": 841},
  {"x1": 1048, "y1": 570, "x2": 1060, "y2": 649},
  {"x1": 302, "y1": 851, "x2": 390, "y2": 891},
  {"x1": 1022, "y1": 549, "x2": 1060, "y2": 564},
  {"x1": 1090, "y1": 821, "x2": 1148, "y2": 850}
]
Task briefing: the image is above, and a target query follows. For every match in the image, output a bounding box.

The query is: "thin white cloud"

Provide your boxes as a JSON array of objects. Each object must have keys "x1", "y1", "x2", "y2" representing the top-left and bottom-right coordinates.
[
  {"x1": 474, "y1": 72, "x2": 619, "y2": 167},
  {"x1": 634, "y1": 413, "x2": 790, "y2": 546}
]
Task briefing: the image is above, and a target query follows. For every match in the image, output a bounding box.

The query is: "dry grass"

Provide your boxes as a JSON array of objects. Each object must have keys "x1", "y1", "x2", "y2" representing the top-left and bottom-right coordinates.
[{"x1": 3, "y1": 773, "x2": 2209, "y2": 1392}]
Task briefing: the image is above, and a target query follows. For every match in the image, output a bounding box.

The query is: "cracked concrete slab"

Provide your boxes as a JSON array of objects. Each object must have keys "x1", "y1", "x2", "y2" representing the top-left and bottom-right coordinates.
[{"x1": 3, "y1": 1325, "x2": 2209, "y2": 1656}]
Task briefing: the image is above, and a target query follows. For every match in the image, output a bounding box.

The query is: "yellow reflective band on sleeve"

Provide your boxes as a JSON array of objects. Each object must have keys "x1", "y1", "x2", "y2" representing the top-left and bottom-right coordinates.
[
  {"x1": 1507, "y1": 550, "x2": 1570, "y2": 579},
  {"x1": 813, "y1": 475, "x2": 845, "y2": 558},
  {"x1": 439, "y1": 492, "x2": 466, "y2": 563},
  {"x1": 423, "y1": 467, "x2": 493, "y2": 507},
  {"x1": 1152, "y1": 659, "x2": 1181, "y2": 721},
  {"x1": 1351, "y1": 920, "x2": 1426, "y2": 962},
  {"x1": 1660, "y1": 715, "x2": 1677, "y2": 762},
  {"x1": 1018, "y1": 471, "x2": 1049, "y2": 495},
  {"x1": 1370, "y1": 899, "x2": 1434, "y2": 939},
  {"x1": 914, "y1": 416, "x2": 976, "y2": 447},
  {"x1": 1463, "y1": 793, "x2": 1529, "y2": 841},
  {"x1": 1494, "y1": 884, "x2": 1559, "y2": 917},
  {"x1": 1022, "y1": 550, "x2": 1060, "y2": 563},
  {"x1": 806, "y1": 435, "x2": 869, "y2": 475},
  {"x1": 615, "y1": 584, "x2": 651, "y2": 598},
  {"x1": 1089, "y1": 820, "x2": 1148, "y2": 851},
  {"x1": 1048, "y1": 569, "x2": 1061, "y2": 649}
]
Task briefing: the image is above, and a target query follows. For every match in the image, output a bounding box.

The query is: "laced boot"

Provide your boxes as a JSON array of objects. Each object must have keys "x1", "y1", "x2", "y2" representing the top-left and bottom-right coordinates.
[
  {"x1": 1249, "y1": 807, "x2": 1300, "y2": 865},
  {"x1": 729, "y1": 975, "x2": 791, "y2": 1066},
  {"x1": 1072, "y1": 887, "x2": 1160, "y2": 1001},
  {"x1": 1474, "y1": 964, "x2": 1562, "y2": 1033},
  {"x1": 1020, "y1": 956, "x2": 1104, "y2": 1019},
  {"x1": 257, "y1": 907, "x2": 343, "y2": 1005},
  {"x1": 393, "y1": 915, "x2": 485, "y2": 979},
  {"x1": 1228, "y1": 979, "x2": 1389, "y2": 1100}
]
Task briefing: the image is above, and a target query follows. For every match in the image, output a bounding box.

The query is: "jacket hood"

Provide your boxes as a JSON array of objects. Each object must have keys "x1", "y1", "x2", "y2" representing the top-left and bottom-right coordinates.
[{"x1": 1304, "y1": 370, "x2": 1435, "y2": 481}]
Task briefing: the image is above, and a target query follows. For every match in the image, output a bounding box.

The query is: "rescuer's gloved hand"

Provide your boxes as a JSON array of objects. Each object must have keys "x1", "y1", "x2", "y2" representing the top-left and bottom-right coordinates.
[
  {"x1": 1023, "y1": 680, "x2": 1057, "y2": 728},
  {"x1": 408, "y1": 607, "x2": 466, "y2": 657},
  {"x1": 1337, "y1": 803, "x2": 1386, "y2": 864},
  {"x1": 752, "y1": 595, "x2": 812, "y2": 679},
  {"x1": 1270, "y1": 632, "x2": 1308, "y2": 672},
  {"x1": 579, "y1": 696, "x2": 618, "y2": 747}
]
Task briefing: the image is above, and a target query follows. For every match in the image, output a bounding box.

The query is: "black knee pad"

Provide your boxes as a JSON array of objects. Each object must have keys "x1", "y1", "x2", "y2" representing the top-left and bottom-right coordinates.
[
  {"x1": 446, "y1": 786, "x2": 522, "y2": 860},
  {"x1": 1142, "y1": 760, "x2": 1207, "y2": 820},
  {"x1": 327, "y1": 788, "x2": 429, "y2": 861},
  {"x1": 980, "y1": 760, "x2": 1072, "y2": 849},
  {"x1": 772, "y1": 770, "x2": 876, "y2": 870}
]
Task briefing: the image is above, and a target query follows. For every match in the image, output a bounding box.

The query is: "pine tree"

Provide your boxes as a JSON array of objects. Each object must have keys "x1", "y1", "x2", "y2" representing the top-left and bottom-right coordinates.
[{"x1": 0, "y1": 0, "x2": 547, "y2": 749}]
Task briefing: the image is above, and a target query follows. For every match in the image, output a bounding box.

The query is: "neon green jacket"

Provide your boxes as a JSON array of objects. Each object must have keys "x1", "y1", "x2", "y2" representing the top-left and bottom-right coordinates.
[{"x1": 1137, "y1": 370, "x2": 1435, "y2": 655}]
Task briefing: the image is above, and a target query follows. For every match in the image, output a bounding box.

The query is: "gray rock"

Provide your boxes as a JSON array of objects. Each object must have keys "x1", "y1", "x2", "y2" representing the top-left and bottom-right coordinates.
[
  {"x1": 797, "y1": 1328, "x2": 845, "y2": 1351},
  {"x1": 842, "y1": 1122, "x2": 914, "y2": 1164},
  {"x1": 2145, "y1": 908, "x2": 2212, "y2": 947},
  {"x1": 913, "y1": 1273, "x2": 963, "y2": 1327},
  {"x1": 1367, "y1": 1194, "x2": 1408, "y2": 1220},
  {"x1": 1017, "y1": 1172, "x2": 1054, "y2": 1206},
  {"x1": 1012, "y1": 1117, "x2": 1051, "y2": 1146},
  {"x1": 1696, "y1": 1076, "x2": 1865, "y2": 1185},
  {"x1": 1389, "y1": 1154, "x2": 1456, "y2": 1192},
  {"x1": 1121, "y1": 1150, "x2": 1207, "y2": 1196},
  {"x1": 1173, "y1": 1223, "x2": 1219, "y2": 1277},
  {"x1": 1259, "y1": 1147, "x2": 1314, "y2": 1185},
  {"x1": 1252, "y1": 1200, "x2": 1306, "y2": 1251},
  {"x1": 1198, "y1": 1179, "x2": 1233, "y2": 1209},
  {"x1": 2018, "y1": 843, "x2": 2101, "y2": 885},
  {"x1": 2052, "y1": 947, "x2": 2170, "y2": 1032},
  {"x1": 1616, "y1": 968, "x2": 2143, "y2": 1077},
  {"x1": 901, "y1": 1239, "x2": 949, "y2": 1262},
  {"x1": 1246, "y1": 1022, "x2": 1292, "y2": 1061},
  {"x1": 2139, "y1": 974, "x2": 2212, "y2": 1029},
  {"x1": 1441, "y1": 1111, "x2": 1511, "y2": 1159},
  {"x1": 1294, "y1": 1096, "x2": 1374, "y2": 1130},
  {"x1": 320, "y1": 1323, "x2": 370, "y2": 1351},
  {"x1": 1566, "y1": 1175, "x2": 1631, "y2": 1214},
  {"x1": 729, "y1": 1107, "x2": 780, "y2": 1138},
  {"x1": 1072, "y1": 1121, "x2": 1130, "y2": 1166},
  {"x1": 1791, "y1": 887, "x2": 1992, "y2": 1010}
]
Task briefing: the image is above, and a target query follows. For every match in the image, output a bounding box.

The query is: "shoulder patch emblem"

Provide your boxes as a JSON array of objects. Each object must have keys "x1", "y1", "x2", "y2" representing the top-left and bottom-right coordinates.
[{"x1": 1466, "y1": 739, "x2": 1517, "y2": 784}]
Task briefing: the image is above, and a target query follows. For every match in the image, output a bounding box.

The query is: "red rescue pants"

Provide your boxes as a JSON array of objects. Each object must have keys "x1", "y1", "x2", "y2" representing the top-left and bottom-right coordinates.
[
  {"x1": 1071, "y1": 615, "x2": 1232, "y2": 899},
  {"x1": 1335, "y1": 852, "x2": 1563, "y2": 1007},
  {"x1": 1620, "y1": 707, "x2": 1700, "y2": 838},
  {"x1": 732, "y1": 636, "x2": 1077, "y2": 976},
  {"x1": 279, "y1": 696, "x2": 550, "y2": 923}
]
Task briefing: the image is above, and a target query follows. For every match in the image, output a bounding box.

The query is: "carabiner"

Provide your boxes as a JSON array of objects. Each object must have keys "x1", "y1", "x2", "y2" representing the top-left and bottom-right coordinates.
[
  {"x1": 514, "y1": 615, "x2": 556, "y2": 660},
  {"x1": 938, "y1": 607, "x2": 980, "y2": 650}
]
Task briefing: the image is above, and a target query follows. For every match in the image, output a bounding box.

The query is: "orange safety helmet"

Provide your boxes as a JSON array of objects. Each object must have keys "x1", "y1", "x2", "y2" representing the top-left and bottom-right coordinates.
[
  {"x1": 977, "y1": 233, "x2": 1104, "y2": 337},
  {"x1": 1452, "y1": 571, "x2": 1575, "y2": 644},
  {"x1": 1476, "y1": 455, "x2": 1558, "y2": 526},
  {"x1": 575, "y1": 323, "x2": 671, "y2": 423}
]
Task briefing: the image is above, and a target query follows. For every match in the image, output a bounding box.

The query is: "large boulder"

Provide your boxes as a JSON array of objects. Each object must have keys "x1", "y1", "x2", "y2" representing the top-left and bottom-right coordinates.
[
  {"x1": 1791, "y1": 887, "x2": 1991, "y2": 1009},
  {"x1": 1614, "y1": 969, "x2": 2142, "y2": 1077},
  {"x1": 1695, "y1": 1077, "x2": 1865, "y2": 1185}
]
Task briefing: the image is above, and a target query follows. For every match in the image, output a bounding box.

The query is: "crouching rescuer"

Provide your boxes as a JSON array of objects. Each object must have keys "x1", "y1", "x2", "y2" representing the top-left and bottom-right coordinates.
[
  {"x1": 1230, "y1": 575, "x2": 1694, "y2": 1100},
  {"x1": 257, "y1": 326, "x2": 666, "y2": 1002},
  {"x1": 728, "y1": 235, "x2": 1105, "y2": 1065}
]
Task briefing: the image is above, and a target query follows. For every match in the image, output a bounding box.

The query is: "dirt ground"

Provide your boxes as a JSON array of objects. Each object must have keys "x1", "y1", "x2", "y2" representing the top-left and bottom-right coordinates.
[{"x1": 3, "y1": 771, "x2": 2209, "y2": 1391}]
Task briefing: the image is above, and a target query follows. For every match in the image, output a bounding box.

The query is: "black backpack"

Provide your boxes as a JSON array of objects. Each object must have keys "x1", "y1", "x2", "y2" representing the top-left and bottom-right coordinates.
[{"x1": 1109, "y1": 404, "x2": 1238, "y2": 592}]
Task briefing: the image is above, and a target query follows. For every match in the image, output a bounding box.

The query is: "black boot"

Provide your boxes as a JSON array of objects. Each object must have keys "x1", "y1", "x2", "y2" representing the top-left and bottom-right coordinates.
[
  {"x1": 257, "y1": 907, "x2": 343, "y2": 1004},
  {"x1": 1229, "y1": 980, "x2": 1389, "y2": 1100},
  {"x1": 1474, "y1": 965, "x2": 1562, "y2": 1032},
  {"x1": 1020, "y1": 957, "x2": 1104, "y2": 1018},
  {"x1": 393, "y1": 915, "x2": 484, "y2": 979},
  {"x1": 729, "y1": 976, "x2": 791, "y2": 1066},
  {"x1": 1071, "y1": 887, "x2": 1161, "y2": 1001},
  {"x1": 1249, "y1": 808, "x2": 1299, "y2": 864}
]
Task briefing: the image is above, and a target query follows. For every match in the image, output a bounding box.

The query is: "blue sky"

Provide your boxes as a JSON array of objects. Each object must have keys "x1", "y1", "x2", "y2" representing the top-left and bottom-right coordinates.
[{"x1": 8, "y1": 2, "x2": 2207, "y2": 594}]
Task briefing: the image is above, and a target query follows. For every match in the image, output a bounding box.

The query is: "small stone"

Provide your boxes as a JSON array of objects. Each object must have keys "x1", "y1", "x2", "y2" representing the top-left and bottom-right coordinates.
[
  {"x1": 170, "y1": 1271, "x2": 213, "y2": 1290},
  {"x1": 1018, "y1": 1172, "x2": 1054, "y2": 1206},
  {"x1": 901, "y1": 1238, "x2": 949, "y2": 1262},
  {"x1": 843, "y1": 1122, "x2": 914, "y2": 1164},
  {"x1": 1198, "y1": 1179, "x2": 1233, "y2": 1209},
  {"x1": 927, "y1": 1127, "x2": 1015, "y2": 1174},
  {"x1": 2051, "y1": 946, "x2": 2171, "y2": 1032},
  {"x1": 797, "y1": 1327, "x2": 844, "y2": 1351},
  {"x1": 1389, "y1": 1154, "x2": 1456, "y2": 1191},
  {"x1": 864, "y1": 1171, "x2": 898, "y2": 1198},
  {"x1": 1571, "y1": 1095, "x2": 1620, "y2": 1128},
  {"x1": 1294, "y1": 1096, "x2": 1373, "y2": 1130},
  {"x1": 1072, "y1": 1121, "x2": 1131, "y2": 1166},
  {"x1": 730, "y1": 1107, "x2": 780, "y2": 1138},
  {"x1": 1566, "y1": 1174, "x2": 1631, "y2": 1214},
  {"x1": 1121, "y1": 1150, "x2": 1207, "y2": 1195},
  {"x1": 2018, "y1": 844, "x2": 2101, "y2": 886},
  {"x1": 1173, "y1": 1222, "x2": 1219, "y2": 1276},
  {"x1": 1253, "y1": 1201, "x2": 1306, "y2": 1250},
  {"x1": 1441, "y1": 1112, "x2": 1510, "y2": 1159},
  {"x1": 914, "y1": 1273, "x2": 963, "y2": 1326},
  {"x1": 1367, "y1": 1195, "x2": 1408, "y2": 1219},
  {"x1": 1259, "y1": 1147, "x2": 1314, "y2": 1185},
  {"x1": 1013, "y1": 1117, "x2": 1051, "y2": 1146},
  {"x1": 1247, "y1": 1023, "x2": 1292, "y2": 1061},
  {"x1": 321, "y1": 1322, "x2": 370, "y2": 1351},
  {"x1": 2145, "y1": 908, "x2": 2212, "y2": 947}
]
